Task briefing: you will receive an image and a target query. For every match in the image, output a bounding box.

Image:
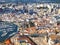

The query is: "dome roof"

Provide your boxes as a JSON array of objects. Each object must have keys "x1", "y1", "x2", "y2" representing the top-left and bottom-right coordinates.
[{"x1": 0, "y1": 21, "x2": 18, "y2": 42}]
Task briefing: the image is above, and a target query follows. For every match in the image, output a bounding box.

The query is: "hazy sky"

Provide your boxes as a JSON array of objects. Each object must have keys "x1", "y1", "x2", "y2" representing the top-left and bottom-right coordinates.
[{"x1": 0, "y1": 0, "x2": 60, "y2": 3}]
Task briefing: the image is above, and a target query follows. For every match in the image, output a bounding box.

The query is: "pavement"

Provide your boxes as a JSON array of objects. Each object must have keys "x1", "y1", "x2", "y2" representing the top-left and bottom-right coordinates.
[{"x1": 29, "y1": 37, "x2": 48, "y2": 45}]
